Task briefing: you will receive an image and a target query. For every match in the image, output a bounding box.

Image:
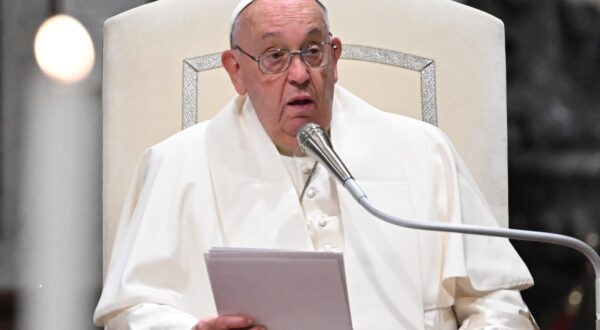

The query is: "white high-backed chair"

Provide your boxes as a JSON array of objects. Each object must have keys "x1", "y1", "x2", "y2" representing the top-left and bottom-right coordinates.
[{"x1": 102, "y1": 0, "x2": 508, "y2": 272}]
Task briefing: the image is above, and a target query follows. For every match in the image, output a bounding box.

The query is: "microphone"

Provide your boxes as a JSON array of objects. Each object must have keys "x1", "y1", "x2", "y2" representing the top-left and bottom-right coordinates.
[
  {"x1": 297, "y1": 123, "x2": 352, "y2": 183},
  {"x1": 297, "y1": 123, "x2": 366, "y2": 201},
  {"x1": 297, "y1": 123, "x2": 600, "y2": 329}
]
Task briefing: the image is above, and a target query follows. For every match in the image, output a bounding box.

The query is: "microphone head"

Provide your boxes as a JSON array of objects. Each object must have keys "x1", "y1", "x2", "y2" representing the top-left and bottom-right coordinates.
[
  {"x1": 297, "y1": 123, "x2": 331, "y2": 154},
  {"x1": 296, "y1": 123, "x2": 353, "y2": 183}
]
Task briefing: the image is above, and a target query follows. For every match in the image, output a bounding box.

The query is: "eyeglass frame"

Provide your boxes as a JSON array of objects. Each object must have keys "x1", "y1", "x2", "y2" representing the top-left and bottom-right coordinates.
[{"x1": 233, "y1": 41, "x2": 339, "y2": 75}]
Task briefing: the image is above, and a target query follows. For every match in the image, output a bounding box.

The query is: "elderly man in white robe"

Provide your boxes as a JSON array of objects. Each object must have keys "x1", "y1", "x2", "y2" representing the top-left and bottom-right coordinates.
[{"x1": 94, "y1": 0, "x2": 538, "y2": 329}]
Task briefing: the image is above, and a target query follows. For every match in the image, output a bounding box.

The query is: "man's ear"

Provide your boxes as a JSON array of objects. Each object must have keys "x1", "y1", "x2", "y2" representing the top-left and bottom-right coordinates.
[
  {"x1": 332, "y1": 37, "x2": 342, "y2": 83},
  {"x1": 222, "y1": 50, "x2": 246, "y2": 95}
]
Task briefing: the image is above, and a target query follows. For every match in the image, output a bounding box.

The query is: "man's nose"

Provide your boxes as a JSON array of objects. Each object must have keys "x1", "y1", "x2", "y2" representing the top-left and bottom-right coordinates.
[{"x1": 287, "y1": 54, "x2": 310, "y2": 85}]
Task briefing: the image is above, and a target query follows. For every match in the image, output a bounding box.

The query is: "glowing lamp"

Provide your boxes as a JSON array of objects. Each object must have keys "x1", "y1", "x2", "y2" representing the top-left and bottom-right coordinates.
[{"x1": 34, "y1": 14, "x2": 95, "y2": 84}]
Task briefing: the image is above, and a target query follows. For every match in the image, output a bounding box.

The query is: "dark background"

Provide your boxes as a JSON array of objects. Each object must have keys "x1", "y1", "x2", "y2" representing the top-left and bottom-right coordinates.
[{"x1": 461, "y1": 0, "x2": 600, "y2": 328}]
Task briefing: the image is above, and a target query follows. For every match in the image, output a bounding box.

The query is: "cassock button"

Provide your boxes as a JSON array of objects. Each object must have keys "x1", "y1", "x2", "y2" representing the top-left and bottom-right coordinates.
[
  {"x1": 306, "y1": 187, "x2": 318, "y2": 198},
  {"x1": 323, "y1": 243, "x2": 334, "y2": 251},
  {"x1": 318, "y1": 219, "x2": 327, "y2": 227},
  {"x1": 302, "y1": 164, "x2": 313, "y2": 175}
]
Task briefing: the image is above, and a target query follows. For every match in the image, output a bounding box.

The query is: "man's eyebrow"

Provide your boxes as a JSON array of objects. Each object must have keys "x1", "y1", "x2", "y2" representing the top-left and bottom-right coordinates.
[
  {"x1": 260, "y1": 27, "x2": 326, "y2": 40},
  {"x1": 307, "y1": 27, "x2": 324, "y2": 36}
]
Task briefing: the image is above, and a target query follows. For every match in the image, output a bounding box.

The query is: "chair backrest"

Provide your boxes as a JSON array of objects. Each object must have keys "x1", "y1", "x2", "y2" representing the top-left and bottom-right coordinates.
[{"x1": 103, "y1": 0, "x2": 509, "y2": 271}]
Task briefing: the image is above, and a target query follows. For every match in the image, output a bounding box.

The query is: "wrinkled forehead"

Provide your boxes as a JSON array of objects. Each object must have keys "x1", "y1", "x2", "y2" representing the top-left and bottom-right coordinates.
[{"x1": 229, "y1": 0, "x2": 328, "y2": 36}]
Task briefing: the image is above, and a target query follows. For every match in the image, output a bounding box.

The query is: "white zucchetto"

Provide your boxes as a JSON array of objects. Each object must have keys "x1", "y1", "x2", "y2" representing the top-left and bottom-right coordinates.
[
  {"x1": 230, "y1": 0, "x2": 327, "y2": 35},
  {"x1": 230, "y1": 0, "x2": 256, "y2": 28}
]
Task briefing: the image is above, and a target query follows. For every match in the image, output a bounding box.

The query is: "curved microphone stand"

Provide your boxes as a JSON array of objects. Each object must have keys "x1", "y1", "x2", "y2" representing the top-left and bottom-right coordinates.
[{"x1": 297, "y1": 123, "x2": 600, "y2": 329}]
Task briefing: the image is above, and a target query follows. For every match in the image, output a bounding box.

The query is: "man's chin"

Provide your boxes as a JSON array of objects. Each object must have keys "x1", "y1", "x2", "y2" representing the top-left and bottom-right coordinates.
[
  {"x1": 275, "y1": 144, "x2": 299, "y2": 156},
  {"x1": 284, "y1": 117, "x2": 314, "y2": 136},
  {"x1": 273, "y1": 135, "x2": 300, "y2": 156}
]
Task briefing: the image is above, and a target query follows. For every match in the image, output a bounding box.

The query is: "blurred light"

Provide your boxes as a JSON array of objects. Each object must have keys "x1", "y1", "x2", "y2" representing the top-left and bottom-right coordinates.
[
  {"x1": 34, "y1": 14, "x2": 95, "y2": 84},
  {"x1": 568, "y1": 289, "x2": 583, "y2": 306}
]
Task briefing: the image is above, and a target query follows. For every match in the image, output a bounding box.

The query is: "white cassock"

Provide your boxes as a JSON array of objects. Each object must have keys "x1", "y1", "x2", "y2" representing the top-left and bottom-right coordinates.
[{"x1": 94, "y1": 86, "x2": 537, "y2": 329}]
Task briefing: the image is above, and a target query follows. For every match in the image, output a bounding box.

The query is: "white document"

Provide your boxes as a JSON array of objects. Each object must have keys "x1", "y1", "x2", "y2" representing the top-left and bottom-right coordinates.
[{"x1": 204, "y1": 247, "x2": 353, "y2": 330}]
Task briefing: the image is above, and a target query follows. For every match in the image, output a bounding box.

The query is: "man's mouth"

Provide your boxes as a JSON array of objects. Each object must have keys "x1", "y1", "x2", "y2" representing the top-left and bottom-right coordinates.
[{"x1": 287, "y1": 96, "x2": 314, "y2": 107}]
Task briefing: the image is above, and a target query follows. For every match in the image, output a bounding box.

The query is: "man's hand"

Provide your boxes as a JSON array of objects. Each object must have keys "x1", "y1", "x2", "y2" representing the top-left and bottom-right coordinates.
[{"x1": 195, "y1": 315, "x2": 266, "y2": 330}]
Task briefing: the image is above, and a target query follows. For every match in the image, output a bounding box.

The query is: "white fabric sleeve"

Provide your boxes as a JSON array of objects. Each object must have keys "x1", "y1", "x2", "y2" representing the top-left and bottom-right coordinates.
[
  {"x1": 423, "y1": 307, "x2": 458, "y2": 329},
  {"x1": 423, "y1": 289, "x2": 537, "y2": 330},
  {"x1": 105, "y1": 304, "x2": 198, "y2": 330},
  {"x1": 418, "y1": 127, "x2": 536, "y2": 329},
  {"x1": 94, "y1": 131, "x2": 222, "y2": 327},
  {"x1": 454, "y1": 289, "x2": 538, "y2": 329}
]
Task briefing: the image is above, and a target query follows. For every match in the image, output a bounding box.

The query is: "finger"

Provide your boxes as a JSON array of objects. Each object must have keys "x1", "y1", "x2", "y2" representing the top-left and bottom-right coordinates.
[
  {"x1": 218, "y1": 315, "x2": 256, "y2": 329},
  {"x1": 198, "y1": 315, "x2": 256, "y2": 329},
  {"x1": 232, "y1": 326, "x2": 266, "y2": 330},
  {"x1": 195, "y1": 317, "x2": 216, "y2": 330}
]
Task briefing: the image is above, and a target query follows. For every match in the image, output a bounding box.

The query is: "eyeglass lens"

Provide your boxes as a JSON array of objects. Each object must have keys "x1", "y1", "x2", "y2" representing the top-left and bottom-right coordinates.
[{"x1": 260, "y1": 43, "x2": 333, "y2": 74}]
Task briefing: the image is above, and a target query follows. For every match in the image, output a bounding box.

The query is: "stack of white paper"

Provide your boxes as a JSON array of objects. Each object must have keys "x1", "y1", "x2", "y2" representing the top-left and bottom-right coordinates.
[{"x1": 204, "y1": 247, "x2": 353, "y2": 330}]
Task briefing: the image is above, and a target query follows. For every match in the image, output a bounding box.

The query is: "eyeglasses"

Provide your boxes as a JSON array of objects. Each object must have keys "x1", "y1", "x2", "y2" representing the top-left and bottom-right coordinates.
[{"x1": 234, "y1": 41, "x2": 338, "y2": 74}]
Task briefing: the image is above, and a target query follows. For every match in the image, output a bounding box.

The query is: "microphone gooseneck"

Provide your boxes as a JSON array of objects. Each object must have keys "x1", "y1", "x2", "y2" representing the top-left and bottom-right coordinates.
[{"x1": 297, "y1": 122, "x2": 600, "y2": 329}]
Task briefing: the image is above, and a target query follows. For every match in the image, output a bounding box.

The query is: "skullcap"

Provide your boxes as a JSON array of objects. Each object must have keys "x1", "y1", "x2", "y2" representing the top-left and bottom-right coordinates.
[
  {"x1": 230, "y1": 0, "x2": 255, "y2": 29},
  {"x1": 230, "y1": 0, "x2": 327, "y2": 35}
]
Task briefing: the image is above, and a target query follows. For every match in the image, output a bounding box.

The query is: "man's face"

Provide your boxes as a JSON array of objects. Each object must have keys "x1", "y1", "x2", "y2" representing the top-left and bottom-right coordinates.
[{"x1": 223, "y1": 0, "x2": 342, "y2": 155}]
